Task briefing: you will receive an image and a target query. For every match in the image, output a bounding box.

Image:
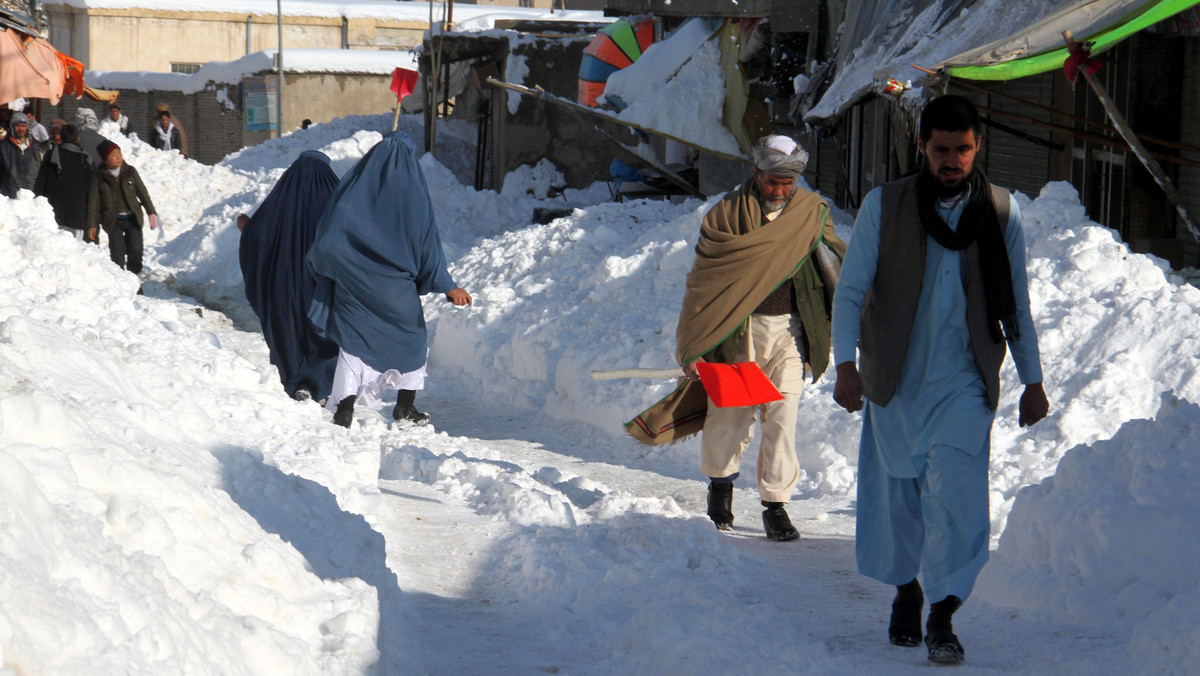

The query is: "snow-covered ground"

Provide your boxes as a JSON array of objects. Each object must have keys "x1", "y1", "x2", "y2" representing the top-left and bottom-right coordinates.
[{"x1": 2, "y1": 112, "x2": 1199, "y2": 674}]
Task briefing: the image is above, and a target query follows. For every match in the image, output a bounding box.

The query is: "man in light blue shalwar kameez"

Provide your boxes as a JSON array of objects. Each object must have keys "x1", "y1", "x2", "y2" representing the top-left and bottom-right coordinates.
[{"x1": 831, "y1": 96, "x2": 1049, "y2": 666}]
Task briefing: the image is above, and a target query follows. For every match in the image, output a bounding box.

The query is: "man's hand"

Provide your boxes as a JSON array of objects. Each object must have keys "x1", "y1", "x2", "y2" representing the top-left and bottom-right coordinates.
[
  {"x1": 148, "y1": 214, "x2": 159, "y2": 230},
  {"x1": 684, "y1": 356, "x2": 706, "y2": 382},
  {"x1": 446, "y1": 288, "x2": 472, "y2": 306},
  {"x1": 1019, "y1": 382, "x2": 1049, "y2": 427},
  {"x1": 833, "y1": 361, "x2": 864, "y2": 413},
  {"x1": 86, "y1": 227, "x2": 98, "y2": 243}
]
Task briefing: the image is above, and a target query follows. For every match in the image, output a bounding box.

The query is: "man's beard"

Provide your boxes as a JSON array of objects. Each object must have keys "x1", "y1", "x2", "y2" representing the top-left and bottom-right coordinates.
[
  {"x1": 759, "y1": 188, "x2": 795, "y2": 212},
  {"x1": 931, "y1": 166, "x2": 972, "y2": 198}
]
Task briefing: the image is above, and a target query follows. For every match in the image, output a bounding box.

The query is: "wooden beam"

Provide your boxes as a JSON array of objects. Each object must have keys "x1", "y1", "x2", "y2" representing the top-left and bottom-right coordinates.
[{"x1": 1063, "y1": 30, "x2": 1199, "y2": 242}]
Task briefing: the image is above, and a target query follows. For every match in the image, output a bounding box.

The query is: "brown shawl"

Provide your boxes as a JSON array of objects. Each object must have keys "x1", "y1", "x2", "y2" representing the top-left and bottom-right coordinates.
[
  {"x1": 676, "y1": 182, "x2": 831, "y2": 365},
  {"x1": 626, "y1": 182, "x2": 834, "y2": 445}
]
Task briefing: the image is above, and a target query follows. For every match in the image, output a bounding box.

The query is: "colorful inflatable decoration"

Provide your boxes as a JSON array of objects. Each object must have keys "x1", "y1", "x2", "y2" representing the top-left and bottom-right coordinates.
[{"x1": 578, "y1": 16, "x2": 655, "y2": 108}]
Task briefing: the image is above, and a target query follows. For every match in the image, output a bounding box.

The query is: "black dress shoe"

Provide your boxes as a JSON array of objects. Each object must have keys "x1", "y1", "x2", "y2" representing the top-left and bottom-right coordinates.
[
  {"x1": 761, "y1": 502, "x2": 799, "y2": 541},
  {"x1": 706, "y1": 482, "x2": 733, "y2": 531},
  {"x1": 889, "y1": 579, "x2": 924, "y2": 647},
  {"x1": 333, "y1": 395, "x2": 356, "y2": 428}
]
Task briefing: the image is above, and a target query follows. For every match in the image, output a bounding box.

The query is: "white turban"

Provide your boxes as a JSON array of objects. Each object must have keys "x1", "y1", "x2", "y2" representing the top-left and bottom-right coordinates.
[{"x1": 752, "y1": 135, "x2": 808, "y2": 178}]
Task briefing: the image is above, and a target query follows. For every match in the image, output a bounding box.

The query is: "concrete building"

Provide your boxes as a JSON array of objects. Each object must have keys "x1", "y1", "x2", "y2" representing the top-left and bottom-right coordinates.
[{"x1": 42, "y1": 1, "x2": 429, "y2": 74}]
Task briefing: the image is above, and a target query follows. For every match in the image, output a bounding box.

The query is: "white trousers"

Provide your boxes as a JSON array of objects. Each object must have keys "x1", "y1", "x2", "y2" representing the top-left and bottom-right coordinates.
[
  {"x1": 325, "y1": 349, "x2": 426, "y2": 412},
  {"x1": 699, "y1": 314, "x2": 806, "y2": 503}
]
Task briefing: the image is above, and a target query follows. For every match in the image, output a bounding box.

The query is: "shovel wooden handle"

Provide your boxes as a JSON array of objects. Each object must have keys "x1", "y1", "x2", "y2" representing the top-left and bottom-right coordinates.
[{"x1": 590, "y1": 368, "x2": 684, "y2": 380}]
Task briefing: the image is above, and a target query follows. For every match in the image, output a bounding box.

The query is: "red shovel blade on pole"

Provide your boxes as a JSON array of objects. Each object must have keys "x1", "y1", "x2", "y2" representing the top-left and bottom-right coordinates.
[{"x1": 695, "y1": 361, "x2": 783, "y2": 408}]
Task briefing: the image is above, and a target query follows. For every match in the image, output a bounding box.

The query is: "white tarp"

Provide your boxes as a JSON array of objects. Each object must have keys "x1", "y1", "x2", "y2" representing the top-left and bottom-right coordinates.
[
  {"x1": 802, "y1": 0, "x2": 1071, "y2": 125},
  {"x1": 938, "y1": 0, "x2": 1158, "y2": 68}
]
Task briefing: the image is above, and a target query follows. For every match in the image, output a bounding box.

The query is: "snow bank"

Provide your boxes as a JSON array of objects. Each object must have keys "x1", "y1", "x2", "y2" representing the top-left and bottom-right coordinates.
[
  {"x1": 0, "y1": 194, "x2": 379, "y2": 673},
  {"x1": 977, "y1": 394, "x2": 1200, "y2": 670}
]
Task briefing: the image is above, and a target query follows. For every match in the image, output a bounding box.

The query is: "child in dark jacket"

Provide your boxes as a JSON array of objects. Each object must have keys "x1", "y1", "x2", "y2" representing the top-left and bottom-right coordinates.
[{"x1": 87, "y1": 140, "x2": 158, "y2": 274}]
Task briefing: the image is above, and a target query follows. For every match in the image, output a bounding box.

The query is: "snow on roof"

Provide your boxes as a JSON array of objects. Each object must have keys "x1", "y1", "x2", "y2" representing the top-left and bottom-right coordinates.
[
  {"x1": 43, "y1": 0, "x2": 604, "y2": 26},
  {"x1": 86, "y1": 48, "x2": 418, "y2": 94},
  {"x1": 805, "y1": 0, "x2": 1066, "y2": 126}
]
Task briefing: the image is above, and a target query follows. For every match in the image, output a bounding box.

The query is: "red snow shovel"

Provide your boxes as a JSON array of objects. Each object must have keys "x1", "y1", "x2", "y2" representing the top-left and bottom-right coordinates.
[{"x1": 695, "y1": 361, "x2": 783, "y2": 408}]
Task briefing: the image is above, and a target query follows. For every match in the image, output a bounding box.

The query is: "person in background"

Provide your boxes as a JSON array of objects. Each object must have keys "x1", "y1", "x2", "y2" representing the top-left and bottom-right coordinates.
[
  {"x1": 73, "y1": 108, "x2": 107, "y2": 167},
  {"x1": 34, "y1": 124, "x2": 94, "y2": 241},
  {"x1": 49, "y1": 119, "x2": 67, "y2": 146},
  {"x1": 107, "y1": 103, "x2": 131, "y2": 135},
  {"x1": 23, "y1": 107, "x2": 49, "y2": 146},
  {"x1": 306, "y1": 132, "x2": 471, "y2": 429},
  {"x1": 151, "y1": 110, "x2": 182, "y2": 153},
  {"x1": 153, "y1": 104, "x2": 188, "y2": 157},
  {"x1": 239, "y1": 151, "x2": 342, "y2": 402},
  {"x1": 0, "y1": 112, "x2": 45, "y2": 197},
  {"x1": 87, "y1": 140, "x2": 159, "y2": 277},
  {"x1": 831, "y1": 95, "x2": 1048, "y2": 665}
]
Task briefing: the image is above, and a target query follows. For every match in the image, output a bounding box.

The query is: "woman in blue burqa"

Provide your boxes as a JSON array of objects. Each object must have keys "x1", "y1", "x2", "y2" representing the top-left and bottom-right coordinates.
[
  {"x1": 307, "y1": 132, "x2": 472, "y2": 428},
  {"x1": 239, "y1": 150, "x2": 341, "y2": 401}
]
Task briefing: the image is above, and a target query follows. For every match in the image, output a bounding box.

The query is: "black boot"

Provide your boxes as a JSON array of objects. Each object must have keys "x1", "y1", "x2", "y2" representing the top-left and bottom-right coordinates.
[
  {"x1": 925, "y1": 595, "x2": 965, "y2": 665},
  {"x1": 706, "y1": 481, "x2": 734, "y2": 531},
  {"x1": 889, "y1": 578, "x2": 924, "y2": 647},
  {"x1": 392, "y1": 389, "x2": 430, "y2": 425},
  {"x1": 761, "y1": 502, "x2": 799, "y2": 541},
  {"x1": 333, "y1": 395, "x2": 356, "y2": 428}
]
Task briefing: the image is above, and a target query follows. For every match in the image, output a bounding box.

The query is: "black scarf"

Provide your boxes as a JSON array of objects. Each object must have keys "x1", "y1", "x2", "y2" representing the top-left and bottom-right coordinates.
[{"x1": 916, "y1": 168, "x2": 1018, "y2": 341}]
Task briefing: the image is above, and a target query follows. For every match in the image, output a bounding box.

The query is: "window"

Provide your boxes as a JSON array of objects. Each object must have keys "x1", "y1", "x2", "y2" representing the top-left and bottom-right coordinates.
[{"x1": 171, "y1": 63, "x2": 201, "y2": 75}]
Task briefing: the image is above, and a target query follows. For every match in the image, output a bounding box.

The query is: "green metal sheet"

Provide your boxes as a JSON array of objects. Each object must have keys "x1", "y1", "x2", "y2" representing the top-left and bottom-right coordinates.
[{"x1": 947, "y1": 0, "x2": 1200, "y2": 81}]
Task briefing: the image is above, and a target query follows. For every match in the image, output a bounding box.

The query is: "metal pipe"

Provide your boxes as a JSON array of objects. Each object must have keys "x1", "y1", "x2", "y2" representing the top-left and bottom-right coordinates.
[{"x1": 246, "y1": 15, "x2": 252, "y2": 55}]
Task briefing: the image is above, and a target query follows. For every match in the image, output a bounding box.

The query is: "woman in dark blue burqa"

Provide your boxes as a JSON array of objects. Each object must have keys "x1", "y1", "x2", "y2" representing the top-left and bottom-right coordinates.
[
  {"x1": 307, "y1": 132, "x2": 472, "y2": 427},
  {"x1": 239, "y1": 150, "x2": 341, "y2": 401}
]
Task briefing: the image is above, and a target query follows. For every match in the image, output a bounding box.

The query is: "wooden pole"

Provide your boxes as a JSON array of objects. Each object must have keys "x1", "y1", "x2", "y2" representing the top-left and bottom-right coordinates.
[{"x1": 1063, "y1": 30, "x2": 1198, "y2": 242}]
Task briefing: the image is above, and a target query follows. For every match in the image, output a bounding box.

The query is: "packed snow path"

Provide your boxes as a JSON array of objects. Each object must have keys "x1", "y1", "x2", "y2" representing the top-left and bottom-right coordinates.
[{"x1": 334, "y1": 387, "x2": 1127, "y2": 675}]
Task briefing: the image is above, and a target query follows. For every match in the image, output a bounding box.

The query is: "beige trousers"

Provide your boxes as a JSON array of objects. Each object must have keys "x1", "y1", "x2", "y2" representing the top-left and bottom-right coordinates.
[{"x1": 700, "y1": 313, "x2": 806, "y2": 503}]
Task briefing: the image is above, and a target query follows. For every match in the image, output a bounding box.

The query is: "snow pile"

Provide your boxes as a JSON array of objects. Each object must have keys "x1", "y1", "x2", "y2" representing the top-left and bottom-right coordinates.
[
  {"x1": 977, "y1": 395, "x2": 1200, "y2": 669},
  {"x1": 0, "y1": 194, "x2": 379, "y2": 673},
  {"x1": 425, "y1": 178, "x2": 1200, "y2": 534}
]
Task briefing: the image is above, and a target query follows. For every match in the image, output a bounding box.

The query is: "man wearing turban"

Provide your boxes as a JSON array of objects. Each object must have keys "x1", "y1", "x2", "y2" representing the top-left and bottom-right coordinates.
[{"x1": 667, "y1": 134, "x2": 846, "y2": 541}]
